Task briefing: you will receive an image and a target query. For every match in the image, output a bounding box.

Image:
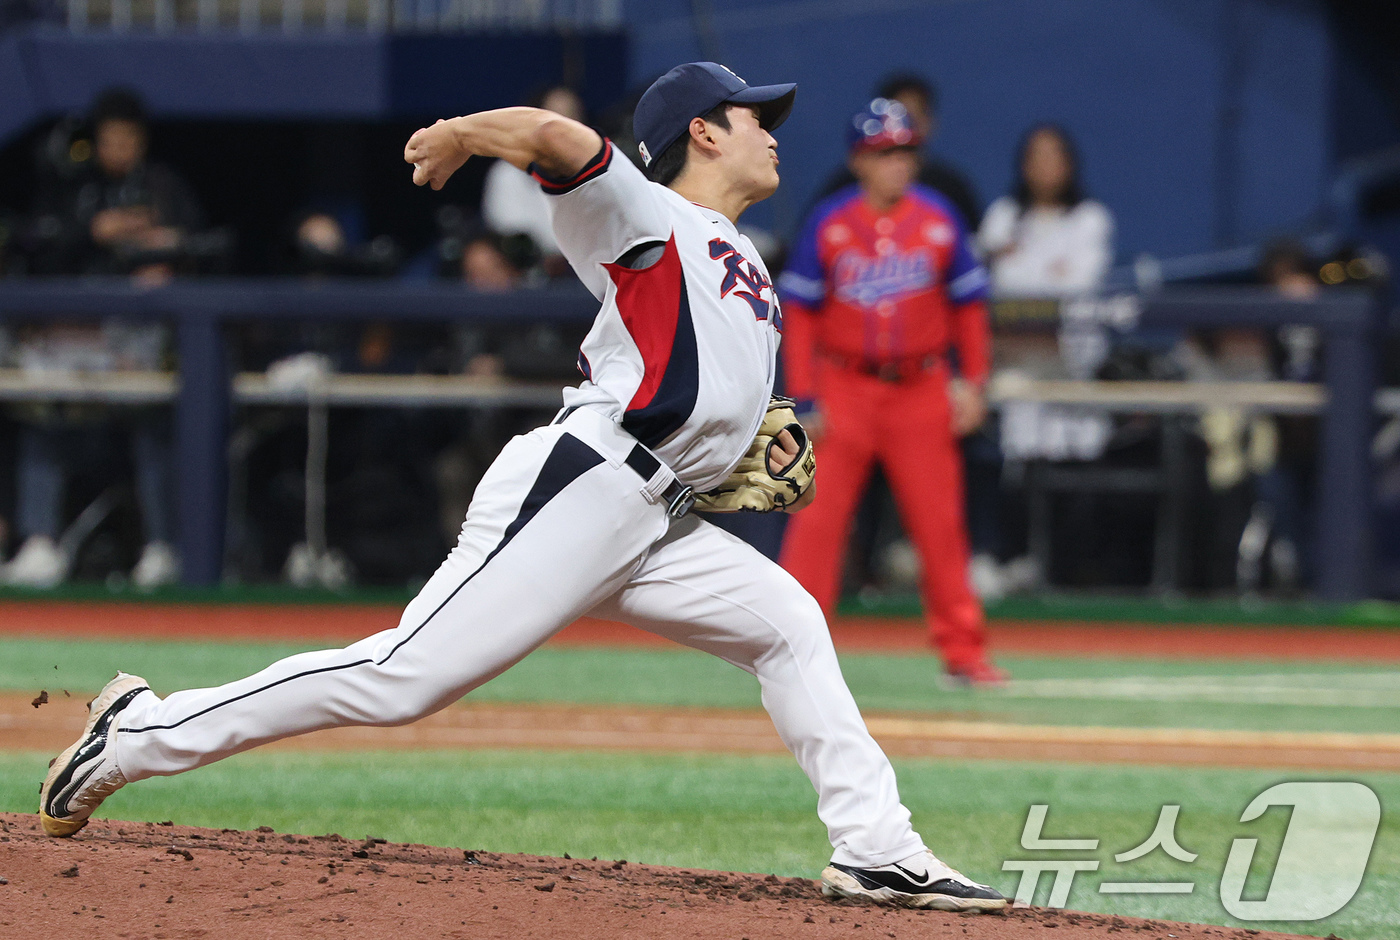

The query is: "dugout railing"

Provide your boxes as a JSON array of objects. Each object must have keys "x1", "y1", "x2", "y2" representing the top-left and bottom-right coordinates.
[{"x1": 0, "y1": 281, "x2": 1381, "y2": 599}]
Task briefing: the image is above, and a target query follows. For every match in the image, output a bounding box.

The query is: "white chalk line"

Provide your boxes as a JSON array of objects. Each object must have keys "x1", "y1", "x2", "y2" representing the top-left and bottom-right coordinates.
[{"x1": 998, "y1": 671, "x2": 1400, "y2": 708}]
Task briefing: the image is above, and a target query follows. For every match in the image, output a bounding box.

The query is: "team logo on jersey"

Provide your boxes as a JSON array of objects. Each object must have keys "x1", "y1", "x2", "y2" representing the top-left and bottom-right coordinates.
[
  {"x1": 709, "y1": 238, "x2": 775, "y2": 324},
  {"x1": 832, "y1": 249, "x2": 935, "y2": 307},
  {"x1": 823, "y1": 224, "x2": 852, "y2": 245},
  {"x1": 922, "y1": 222, "x2": 953, "y2": 245}
]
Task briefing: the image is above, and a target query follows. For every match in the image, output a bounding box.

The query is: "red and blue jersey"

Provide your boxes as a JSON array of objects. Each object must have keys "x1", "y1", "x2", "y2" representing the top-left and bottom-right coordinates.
[{"x1": 777, "y1": 183, "x2": 991, "y2": 400}]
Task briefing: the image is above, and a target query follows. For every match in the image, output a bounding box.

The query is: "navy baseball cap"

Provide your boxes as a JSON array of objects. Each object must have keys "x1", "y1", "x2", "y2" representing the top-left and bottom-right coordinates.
[{"x1": 634, "y1": 62, "x2": 796, "y2": 168}]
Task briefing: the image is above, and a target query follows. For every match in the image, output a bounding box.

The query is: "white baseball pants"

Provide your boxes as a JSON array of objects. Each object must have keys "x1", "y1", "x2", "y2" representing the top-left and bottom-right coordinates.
[{"x1": 114, "y1": 406, "x2": 926, "y2": 867}]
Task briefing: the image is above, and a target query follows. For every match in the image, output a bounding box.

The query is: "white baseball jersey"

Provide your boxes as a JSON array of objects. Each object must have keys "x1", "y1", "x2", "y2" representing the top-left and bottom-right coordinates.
[{"x1": 534, "y1": 140, "x2": 781, "y2": 492}]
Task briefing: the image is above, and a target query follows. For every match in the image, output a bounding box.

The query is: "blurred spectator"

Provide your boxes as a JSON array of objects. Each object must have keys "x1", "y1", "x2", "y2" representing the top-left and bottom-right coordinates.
[
  {"x1": 0, "y1": 90, "x2": 191, "y2": 589},
  {"x1": 434, "y1": 227, "x2": 523, "y2": 537},
  {"x1": 27, "y1": 88, "x2": 216, "y2": 281},
  {"x1": 1166, "y1": 242, "x2": 1331, "y2": 592},
  {"x1": 979, "y1": 124, "x2": 1113, "y2": 296},
  {"x1": 299, "y1": 212, "x2": 346, "y2": 258},
  {"x1": 461, "y1": 229, "x2": 525, "y2": 293},
  {"x1": 452, "y1": 225, "x2": 582, "y2": 379},
  {"x1": 1225, "y1": 240, "x2": 1324, "y2": 592},
  {"x1": 817, "y1": 73, "x2": 981, "y2": 227},
  {"x1": 454, "y1": 227, "x2": 524, "y2": 378},
  {"x1": 1, "y1": 322, "x2": 177, "y2": 588},
  {"x1": 480, "y1": 85, "x2": 586, "y2": 280},
  {"x1": 226, "y1": 207, "x2": 437, "y2": 588},
  {"x1": 0, "y1": 211, "x2": 16, "y2": 275},
  {"x1": 976, "y1": 125, "x2": 1116, "y2": 594},
  {"x1": 433, "y1": 223, "x2": 584, "y2": 551},
  {"x1": 284, "y1": 210, "x2": 399, "y2": 279},
  {"x1": 875, "y1": 74, "x2": 982, "y2": 226},
  {"x1": 235, "y1": 208, "x2": 404, "y2": 386},
  {"x1": 983, "y1": 124, "x2": 1116, "y2": 456},
  {"x1": 432, "y1": 205, "x2": 539, "y2": 283},
  {"x1": 1259, "y1": 240, "x2": 1322, "y2": 382}
]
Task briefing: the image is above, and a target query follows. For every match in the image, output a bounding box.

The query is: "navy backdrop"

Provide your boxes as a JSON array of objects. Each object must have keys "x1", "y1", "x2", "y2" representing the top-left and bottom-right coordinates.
[
  {"x1": 623, "y1": 0, "x2": 1338, "y2": 260},
  {"x1": 2, "y1": 0, "x2": 1397, "y2": 264}
]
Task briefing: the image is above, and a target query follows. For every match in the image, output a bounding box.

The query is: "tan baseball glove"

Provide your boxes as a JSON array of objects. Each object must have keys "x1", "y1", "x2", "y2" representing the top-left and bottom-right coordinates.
[{"x1": 694, "y1": 397, "x2": 816, "y2": 513}]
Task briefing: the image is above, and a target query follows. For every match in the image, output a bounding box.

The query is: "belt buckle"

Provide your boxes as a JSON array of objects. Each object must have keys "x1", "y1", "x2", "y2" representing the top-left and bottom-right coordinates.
[
  {"x1": 667, "y1": 484, "x2": 695, "y2": 519},
  {"x1": 877, "y1": 362, "x2": 901, "y2": 383}
]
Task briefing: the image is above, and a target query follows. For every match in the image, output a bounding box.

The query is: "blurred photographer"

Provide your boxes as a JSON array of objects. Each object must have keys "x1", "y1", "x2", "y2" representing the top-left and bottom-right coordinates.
[
  {"x1": 29, "y1": 88, "x2": 211, "y2": 281},
  {"x1": 1, "y1": 88, "x2": 193, "y2": 588}
]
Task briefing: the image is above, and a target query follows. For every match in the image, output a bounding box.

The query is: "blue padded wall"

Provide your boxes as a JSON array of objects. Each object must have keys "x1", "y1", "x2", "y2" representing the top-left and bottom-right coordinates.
[{"x1": 622, "y1": 0, "x2": 1335, "y2": 260}]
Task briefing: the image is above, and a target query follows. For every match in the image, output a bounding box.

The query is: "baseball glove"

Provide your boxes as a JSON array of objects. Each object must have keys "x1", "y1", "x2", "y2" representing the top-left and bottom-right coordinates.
[{"x1": 694, "y1": 397, "x2": 816, "y2": 513}]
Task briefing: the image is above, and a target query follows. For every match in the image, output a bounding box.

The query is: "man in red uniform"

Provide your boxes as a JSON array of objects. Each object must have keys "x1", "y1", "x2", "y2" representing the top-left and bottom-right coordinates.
[{"x1": 778, "y1": 99, "x2": 1004, "y2": 685}]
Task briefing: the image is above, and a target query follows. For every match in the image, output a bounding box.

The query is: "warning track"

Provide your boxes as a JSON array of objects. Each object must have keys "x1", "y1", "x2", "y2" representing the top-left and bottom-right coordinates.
[{"x1": 3, "y1": 599, "x2": 1400, "y2": 660}]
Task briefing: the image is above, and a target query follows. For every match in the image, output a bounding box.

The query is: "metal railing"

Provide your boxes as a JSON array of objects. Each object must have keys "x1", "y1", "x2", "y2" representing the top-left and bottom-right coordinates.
[
  {"x1": 64, "y1": 0, "x2": 621, "y2": 33},
  {"x1": 0, "y1": 281, "x2": 1382, "y2": 599}
]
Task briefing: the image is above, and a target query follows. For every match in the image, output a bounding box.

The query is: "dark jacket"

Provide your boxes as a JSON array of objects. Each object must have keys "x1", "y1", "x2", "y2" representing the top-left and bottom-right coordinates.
[{"x1": 30, "y1": 162, "x2": 206, "y2": 275}]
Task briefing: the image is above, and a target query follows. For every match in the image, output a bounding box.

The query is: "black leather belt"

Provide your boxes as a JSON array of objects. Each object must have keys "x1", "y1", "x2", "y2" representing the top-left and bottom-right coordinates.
[
  {"x1": 625, "y1": 444, "x2": 695, "y2": 519},
  {"x1": 554, "y1": 406, "x2": 694, "y2": 519},
  {"x1": 826, "y1": 352, "x2": 941, "y2": 383}
]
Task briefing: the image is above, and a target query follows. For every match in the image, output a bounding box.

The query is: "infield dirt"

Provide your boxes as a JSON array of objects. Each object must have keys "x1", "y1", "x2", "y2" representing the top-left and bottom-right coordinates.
[{"x1": 0, "y1": 813, "x2": 1319, "y2": 940}]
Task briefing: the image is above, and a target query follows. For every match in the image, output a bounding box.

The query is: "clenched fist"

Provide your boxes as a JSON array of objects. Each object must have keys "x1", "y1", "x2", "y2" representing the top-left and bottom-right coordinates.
[{"x1": 405, "y1": 119, "x2": 468, "y2": 191}]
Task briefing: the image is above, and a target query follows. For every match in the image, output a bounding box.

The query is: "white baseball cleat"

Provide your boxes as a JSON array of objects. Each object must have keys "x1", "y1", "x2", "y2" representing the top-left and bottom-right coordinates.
[
  {"x1": 40, "y1": 672, "x2": 151, "y2": 837},
  {"x1": 131, "y1": 541, "x2": 180, "y2": 590},
  {"x1": 821, "y1": 849, "x2": 1008, "y2": 912},
  {"x1": 3, "y1": 535, "x2": 69, "y2": 589}
]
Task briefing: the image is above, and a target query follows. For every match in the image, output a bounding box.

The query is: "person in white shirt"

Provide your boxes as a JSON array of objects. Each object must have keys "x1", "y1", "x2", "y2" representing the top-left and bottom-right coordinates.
[
  {"x1": 974, "y1": 126, "x2": 1115, "y2": 594},
  {"x1": 978, "y1": 124, "x2": 1112, "y2": 296},
  {"x1": 480, "y1": 85, "x2": 586, "y2": 274}
]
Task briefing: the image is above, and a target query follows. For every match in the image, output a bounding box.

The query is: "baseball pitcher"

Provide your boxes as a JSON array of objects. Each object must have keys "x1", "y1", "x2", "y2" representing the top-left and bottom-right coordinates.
[{"x1": 41, "y1": 64, "x2": 1005, "y2": 912}]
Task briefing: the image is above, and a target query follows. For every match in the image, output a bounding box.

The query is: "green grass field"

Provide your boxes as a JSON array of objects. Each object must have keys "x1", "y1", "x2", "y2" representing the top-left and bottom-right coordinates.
[
  {"x1": 7, "y1": 635, "x2": 1400, "y2": 733},
  {"x1": 3, "y1": 634, "x2": 1397, "y2": 938}
]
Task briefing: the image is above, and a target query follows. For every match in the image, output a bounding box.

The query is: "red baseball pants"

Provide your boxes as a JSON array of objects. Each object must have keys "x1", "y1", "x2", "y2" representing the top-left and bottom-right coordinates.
[{"x1": 780, "y1": 364, "x2": 989, "y2": 669}]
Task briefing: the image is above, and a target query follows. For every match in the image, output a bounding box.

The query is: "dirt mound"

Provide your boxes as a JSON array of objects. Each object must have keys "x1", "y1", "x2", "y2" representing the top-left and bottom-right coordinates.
[{"x1": 0, "y1": 813, "x2": 1317, "y2": 940}]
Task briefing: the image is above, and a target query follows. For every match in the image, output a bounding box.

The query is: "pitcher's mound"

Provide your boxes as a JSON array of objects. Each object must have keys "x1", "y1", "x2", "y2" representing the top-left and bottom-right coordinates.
[{"x1": 0, "y1": 813, "x2": 1313, "y2": 939}]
